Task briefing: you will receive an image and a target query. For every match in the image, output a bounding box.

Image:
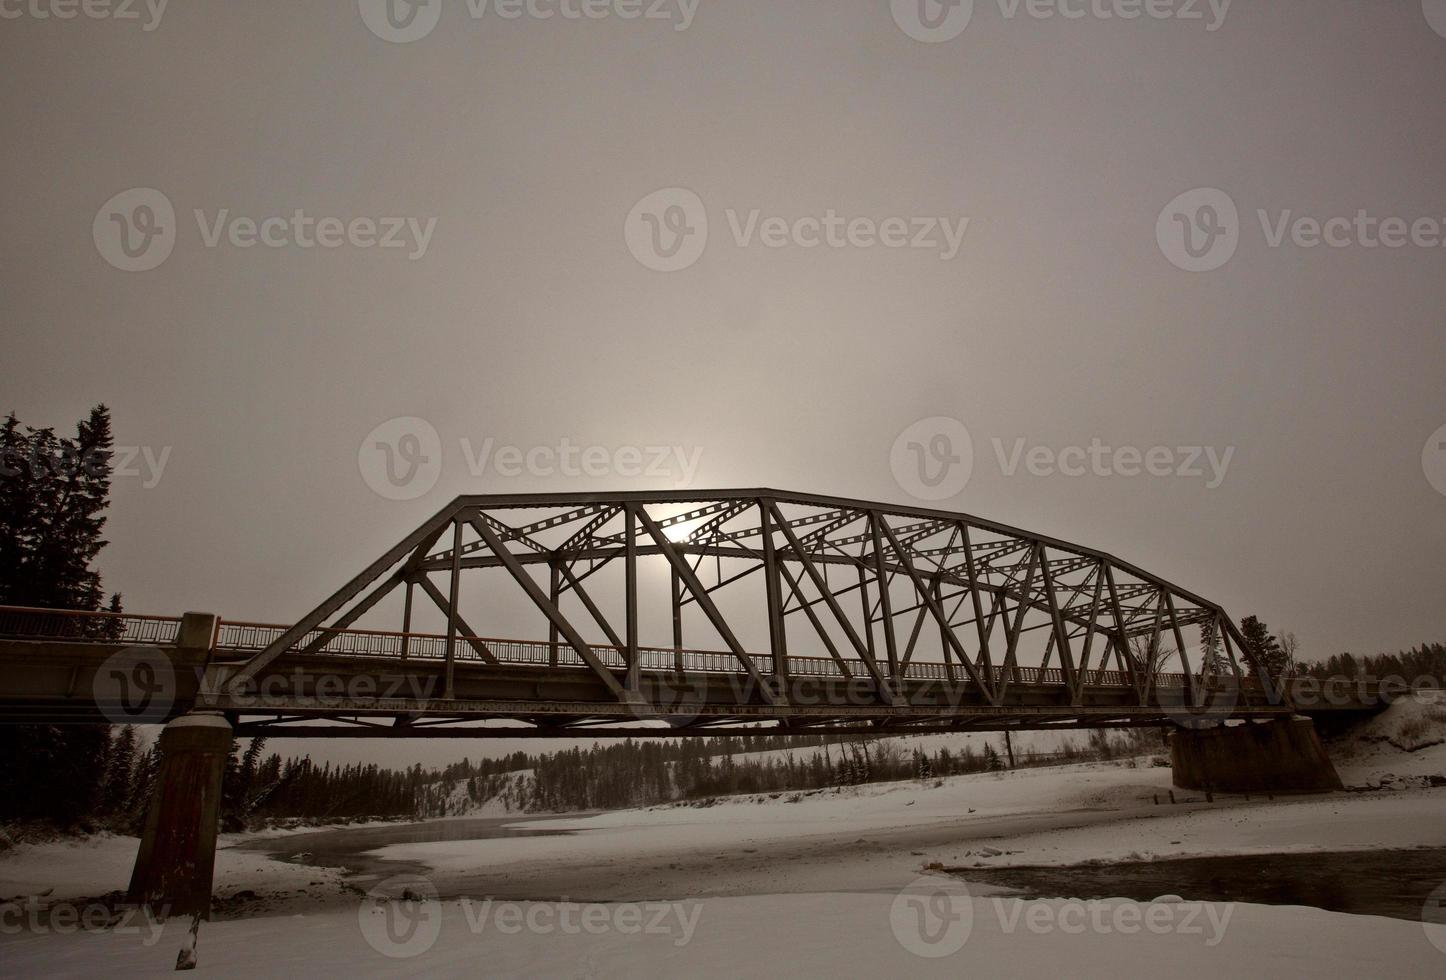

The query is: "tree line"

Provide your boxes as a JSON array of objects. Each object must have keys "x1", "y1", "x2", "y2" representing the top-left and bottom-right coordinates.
[{"x1": 1, "y1": 407, "x2": 1440, "y2": 831}]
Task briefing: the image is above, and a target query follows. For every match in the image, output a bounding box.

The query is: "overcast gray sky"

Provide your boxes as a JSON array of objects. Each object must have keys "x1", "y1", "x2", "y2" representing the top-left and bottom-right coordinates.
[{"x1": 3, "y1": 1, "x2": 1444, "y2": 766}]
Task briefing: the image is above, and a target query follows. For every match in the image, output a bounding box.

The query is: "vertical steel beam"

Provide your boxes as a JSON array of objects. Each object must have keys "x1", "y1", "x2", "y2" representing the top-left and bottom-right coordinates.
[
  {"x1": 766, "y1": 500, "x2": 889, "y2": 693},
  {"x1": 1102, "y1": 563, "x2": 1145, "y2": 702},
  {"x1": 868, "y1": 513, "x2": 900, "y2": 681},
  {"x1": 671, "y1": 565, "x2": 684, "y2": 674},
  {"x1": 400, "y1": 579, "x2": 414, "y2": 663},
  {"x1": 1164, "y1": 592, "x2": 1196, "y2": 707},
  {"x1": 1037, "y1": 549, "x2": 1081, "y2": 703},
  {"x1": 444, "y1": 519, "x2": 462, "y2": 699},
  {"x1": 933, "y1": 578, "x2": 958, "y2": 684},
  {"x1": 625, "y1": 506, "x2": 639, "y2": 693},
  {"x1": 1076, "y1": 567, "x2": 1106, "y2": 679},
  {"x1": 414, "y1": 576, "x2": 497, "y2": 663},
  {"x1": 759, "y1": 500, "x2": 788, "y2": 683},
  {"x1": 778, "y1": 564, "x2": 853, "y2": 679},
  {"x1": 633, "y1": 506, "x2": 781, "y2": 703},
  {"x1": 466, "y1": 516, "x2": 629, "y2": 698},
  {"x1": 548, "y1": 563, "x2": 560, "y2": 667},
  {"x1": 877, "y1": 517, "x2": 989, "y2": 696},
  {"x1": 856, "y1": 566, "x2": 876, "y2": 663},
  {"x1": 994, "y1": 543, "x2": 1041, "y2": 700},
  {"x1": 957, "y1": 524, "x2": 994, "y2": 676}
]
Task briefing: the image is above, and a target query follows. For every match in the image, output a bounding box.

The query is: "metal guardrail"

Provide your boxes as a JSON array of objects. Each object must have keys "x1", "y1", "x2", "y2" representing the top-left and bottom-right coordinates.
[
  {"x1": 0, "y1": 605, "x2": 1223, "y2": 692},
  {"x1": 210, "y1": 619, "x2": 1182, "y2": 687},
  {"x1": 0, "y1": 604, "x2": 183, "y2": 646}
]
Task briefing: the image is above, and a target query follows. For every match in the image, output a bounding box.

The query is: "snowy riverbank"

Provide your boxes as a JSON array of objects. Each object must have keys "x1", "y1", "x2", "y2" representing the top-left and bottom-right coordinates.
[{"x1": 3, "y1": 699, "x2": 1444, "y2": 976}]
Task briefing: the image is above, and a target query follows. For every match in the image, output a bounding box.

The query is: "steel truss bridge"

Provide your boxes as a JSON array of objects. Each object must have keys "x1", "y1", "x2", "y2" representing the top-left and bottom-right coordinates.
[{"x1": 0, "y1": 490, "x2": 1382, "y2": 737}]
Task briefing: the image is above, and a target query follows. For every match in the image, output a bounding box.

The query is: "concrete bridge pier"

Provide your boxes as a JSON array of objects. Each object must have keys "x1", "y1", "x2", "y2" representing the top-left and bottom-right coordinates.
[
  {"x1": 127, "y1": 712, "x2": 233, "y2": 918},
  {"x1": 1170, "y1": 717, "x2": 1344, "y2": 794}
]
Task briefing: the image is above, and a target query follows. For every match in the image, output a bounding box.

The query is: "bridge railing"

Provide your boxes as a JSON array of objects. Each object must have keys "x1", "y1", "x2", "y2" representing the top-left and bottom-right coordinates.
[
  {"x1": 208, "y1": 620, "x2": 1191, "y2": 689},
  {"x1": 0, "y1": 604, "x2": 183, "y2": 646},
  {"x1": 0, "y1": 605, "x2": 1250, "y2": 695}
]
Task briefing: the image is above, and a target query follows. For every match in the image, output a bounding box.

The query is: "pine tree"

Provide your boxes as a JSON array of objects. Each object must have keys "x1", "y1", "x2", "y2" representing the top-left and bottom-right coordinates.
[
  {"x1": 1240, "y1": 615, "x2": 1288, "y2": 680},
  {"x1": 0, "y1": 406, "x2": 121, "y2": 826},
  {"x1": 102, "y1": 725, "x2": 138, "y2": 816},
  {"x1": 1200, "y1": 618, "x2": 1224, "y2": 675}
]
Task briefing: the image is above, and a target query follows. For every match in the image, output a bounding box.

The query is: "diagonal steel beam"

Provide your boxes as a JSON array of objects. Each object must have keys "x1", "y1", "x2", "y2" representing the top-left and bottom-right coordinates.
[
  {"x1": 466, "y1": 514, "x2": 629, "y2": 699},
  {"x1": 413, "y1": 574, "x2": 498, "y2": 663},
  {"x1": 877, "y1": 515, "x2": 992, "y2": 699},
  {"x1": 766, "y1": 500, "x2": 893, "y2": 698},
  {"x1": 632, "y1": 504, "x2": 782, "y2": 705},
  {"x1": 230, "y1": 503, "x2": 460, "y2": 687}
]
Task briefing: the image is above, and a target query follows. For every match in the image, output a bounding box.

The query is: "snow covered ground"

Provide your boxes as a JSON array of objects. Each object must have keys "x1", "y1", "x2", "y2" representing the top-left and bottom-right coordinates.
[
  {"x1": 3, "y1": 697, "x2": 1445, "y2": 976},
  {"x1": 0, "y1": 832, "x2": 349, "y2": 907}
]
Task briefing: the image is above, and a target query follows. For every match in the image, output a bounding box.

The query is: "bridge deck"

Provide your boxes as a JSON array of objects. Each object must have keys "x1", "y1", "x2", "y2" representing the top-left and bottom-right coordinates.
[{"x1": 0, "y1": 605, "x2": 1390, "y2": 737}]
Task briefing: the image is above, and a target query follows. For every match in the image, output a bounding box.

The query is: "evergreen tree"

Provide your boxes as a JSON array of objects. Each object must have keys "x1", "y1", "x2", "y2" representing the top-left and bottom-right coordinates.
[
  {"x1": 102, "y1": 725, "x2": 138, "y2": 816},
  {"x1": 1239, "y1": 615, "x2": 1288, "y2": 680},
  {"x1": 1199, "y1": 618, "x2": 1225, "y2": 675},
  {"x1": 0, "y1": 406, "x2": 122, "y2": 826}
]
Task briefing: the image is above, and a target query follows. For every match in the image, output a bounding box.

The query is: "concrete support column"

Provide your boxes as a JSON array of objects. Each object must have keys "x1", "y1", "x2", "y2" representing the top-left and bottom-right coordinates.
[
  {"x1": 1170, "y1": 717, "x2": 1344, "y2": 794},
  {"x1": 128, "y1": 712, "x2": 233, "y2": 918}
]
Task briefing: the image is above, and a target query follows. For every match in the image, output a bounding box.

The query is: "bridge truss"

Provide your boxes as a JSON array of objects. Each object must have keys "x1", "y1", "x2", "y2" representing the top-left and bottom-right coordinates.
[{"x1": 209, "y1": 490, "x2": 1280, "y2": 737}]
